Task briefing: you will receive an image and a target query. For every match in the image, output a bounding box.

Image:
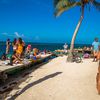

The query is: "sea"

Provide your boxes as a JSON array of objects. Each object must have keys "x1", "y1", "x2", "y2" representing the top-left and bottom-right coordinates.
[{"x1": 0, "y1": 42, "x2": 91, "y2": 56}]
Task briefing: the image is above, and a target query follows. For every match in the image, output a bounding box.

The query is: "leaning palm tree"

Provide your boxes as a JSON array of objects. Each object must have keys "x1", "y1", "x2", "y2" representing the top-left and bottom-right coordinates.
[{"x1": 54, "y1": 0, "x2": 100, "y2": 62}]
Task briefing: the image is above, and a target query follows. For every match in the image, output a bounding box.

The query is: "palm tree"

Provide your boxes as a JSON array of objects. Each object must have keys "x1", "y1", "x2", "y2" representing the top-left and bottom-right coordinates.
[{"x1": 54, "y1": 0, "x2": 100, "y2": 62}]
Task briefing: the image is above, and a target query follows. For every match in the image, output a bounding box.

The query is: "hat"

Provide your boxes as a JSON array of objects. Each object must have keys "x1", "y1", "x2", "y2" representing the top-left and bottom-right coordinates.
[{"x1": 27, "y1": 45, "x2": 31, "y2": 49}]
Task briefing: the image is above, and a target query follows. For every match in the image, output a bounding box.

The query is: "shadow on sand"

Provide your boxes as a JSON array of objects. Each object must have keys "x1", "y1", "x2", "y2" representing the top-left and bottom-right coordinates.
[{"x1": 8, "y1": 72, "x2": 62, "y2": 100}]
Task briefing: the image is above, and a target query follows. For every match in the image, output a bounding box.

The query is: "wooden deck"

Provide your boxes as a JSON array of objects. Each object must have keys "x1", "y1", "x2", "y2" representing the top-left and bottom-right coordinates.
[{"x1": 0, "y1": 54, "x2": 53, "y2": 81}]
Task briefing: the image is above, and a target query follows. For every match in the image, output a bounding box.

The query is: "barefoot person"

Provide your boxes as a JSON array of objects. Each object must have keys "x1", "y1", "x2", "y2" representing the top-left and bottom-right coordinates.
[{"x1": 92, "y1": 38, "x2": 100, "y2": 62}]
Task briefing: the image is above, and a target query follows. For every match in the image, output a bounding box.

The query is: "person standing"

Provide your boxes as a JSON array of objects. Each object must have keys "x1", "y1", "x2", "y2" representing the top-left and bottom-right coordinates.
[
  {"x1": 63, "y1": 43, "x2": 68, "y2": 53},
  {"x1": 92, "y1": 38, "x2": 100, "y2": 62},
  {"x1": 12, "y1": 38, "x2": 17, "y2": 52},
  {"x1": 6, "y1": 39, "x2": 10, "y2": 54},
  {"x1": 22, "y1": 39, "x2": 25, "y2": 54},
  {"x1": 16, "y1": 38, "x2": 24, "y2": 58}
]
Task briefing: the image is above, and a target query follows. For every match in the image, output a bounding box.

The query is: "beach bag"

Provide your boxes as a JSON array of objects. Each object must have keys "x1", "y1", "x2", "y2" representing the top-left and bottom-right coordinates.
[
  {"x1": 83, "y1": 53, "x2": 90, "y2": 58},
  {"x1": 30, "y1": 55, "x2": 37, "y2": 60}
]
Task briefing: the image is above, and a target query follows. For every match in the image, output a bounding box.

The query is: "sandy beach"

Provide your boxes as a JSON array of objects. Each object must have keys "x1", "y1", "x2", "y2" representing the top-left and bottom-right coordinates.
[{"x1": 6, "y1": 56, "x2": 100, "y2": 100}]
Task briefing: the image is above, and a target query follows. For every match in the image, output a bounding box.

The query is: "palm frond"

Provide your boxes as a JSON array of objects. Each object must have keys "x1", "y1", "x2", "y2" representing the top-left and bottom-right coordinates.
[
  {"x1": 54, "y1": 0, "x2": 61, "y2": 7},
  {"x1": 54, "y1": 0, "x2": 81, "y2": 17},
  {"x1": 54, "y1": 0, "x2": 76, "y2": 7},
  {"x1": 91, "y1": 0, "x2": 100, "y2": 10}
]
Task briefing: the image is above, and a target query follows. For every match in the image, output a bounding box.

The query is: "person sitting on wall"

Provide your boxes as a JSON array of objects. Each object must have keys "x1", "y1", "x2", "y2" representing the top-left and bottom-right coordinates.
[
  {"x1": 25, "y1": 45, "x2": 32, "y2": 59},
  {"x1": 10, "y1": 51, "x2": 22, "y2": 65},
  {"x1": 33, "y1": 48, "x2": 41, "y2": 59},
  {"x1": 25, "y1": 45, "x2": 31, "y2": 54}
]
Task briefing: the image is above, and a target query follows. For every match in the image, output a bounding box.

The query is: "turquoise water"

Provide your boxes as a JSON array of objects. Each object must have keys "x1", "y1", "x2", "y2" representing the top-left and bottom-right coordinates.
[{"x1": 0, "y1": 42, "x2": 91, "y2": 56}]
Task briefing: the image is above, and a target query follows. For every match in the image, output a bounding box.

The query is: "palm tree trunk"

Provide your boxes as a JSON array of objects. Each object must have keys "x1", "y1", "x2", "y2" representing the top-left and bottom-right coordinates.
[{"x1": 67, "y1": 8, "x2": 84, "y2": 62}]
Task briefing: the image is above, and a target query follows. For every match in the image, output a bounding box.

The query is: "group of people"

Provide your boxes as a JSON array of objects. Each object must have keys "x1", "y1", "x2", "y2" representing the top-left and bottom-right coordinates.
[
  {"x1": 1, "y1": 37, "x2": 100, "y2": 65},
  {"x1": 2, "y1": 38, "x2": 26, "y2": 64},
  {"x1": 63, "y1": 37, "x2": 100, "y2": 62},
  {"x1": 1, "y1": 38, "x2": 42, "y2": 65},
  {"x1": 6, "y1": 38, "x2": 25, "y2": 56},
  {"x1": 83, "y1": 37, "x2": 100, "y2": 62}
]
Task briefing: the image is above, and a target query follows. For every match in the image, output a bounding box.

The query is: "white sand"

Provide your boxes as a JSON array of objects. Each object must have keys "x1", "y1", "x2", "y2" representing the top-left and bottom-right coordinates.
[{"x1": 7, "y1": 56, "x2": 100, "y2": 100}]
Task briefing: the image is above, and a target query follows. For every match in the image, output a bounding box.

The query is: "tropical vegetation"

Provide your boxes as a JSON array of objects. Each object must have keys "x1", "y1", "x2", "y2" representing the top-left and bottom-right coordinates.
[{"x1": 54, "y1": 0, "x2": 100, "y2": 62}]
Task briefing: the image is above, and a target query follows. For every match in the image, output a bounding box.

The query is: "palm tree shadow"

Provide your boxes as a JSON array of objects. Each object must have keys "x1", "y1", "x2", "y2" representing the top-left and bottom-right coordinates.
[{"x1": 9, "y1": 72, "x2": 62, "y2": 100}]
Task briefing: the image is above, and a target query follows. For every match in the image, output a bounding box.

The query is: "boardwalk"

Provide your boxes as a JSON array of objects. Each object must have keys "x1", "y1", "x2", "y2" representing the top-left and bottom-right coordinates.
[{"x1": 7, "y1": 56, "x2": 100, "y2": 100}]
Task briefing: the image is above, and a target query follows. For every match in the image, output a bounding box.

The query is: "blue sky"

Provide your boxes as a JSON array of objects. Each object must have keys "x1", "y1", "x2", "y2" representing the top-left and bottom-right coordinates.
[{"x1": 0, "y1": 0, "x2": 100, "y2": 44}]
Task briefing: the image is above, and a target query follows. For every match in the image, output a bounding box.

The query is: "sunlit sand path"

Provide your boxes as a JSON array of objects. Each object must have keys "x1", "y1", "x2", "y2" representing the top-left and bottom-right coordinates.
[{"x1": 7, "y1": 56, "x2": 100, "y2": 100}]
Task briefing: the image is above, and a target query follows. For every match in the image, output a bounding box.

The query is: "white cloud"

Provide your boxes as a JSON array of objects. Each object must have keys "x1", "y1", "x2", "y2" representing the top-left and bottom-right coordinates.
[
  {"x1": 2, "y1": 32, "x2": 25, "y2": 38},
  {"x1": 14, "y1": 32, "x2": 24, "y2": 38},
  {"x1": 14, "y1": 32, "x2": 20, "y2": 37},
  {"x1": 2, "y1": 32, "x2": 14, "y2": 37}
]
